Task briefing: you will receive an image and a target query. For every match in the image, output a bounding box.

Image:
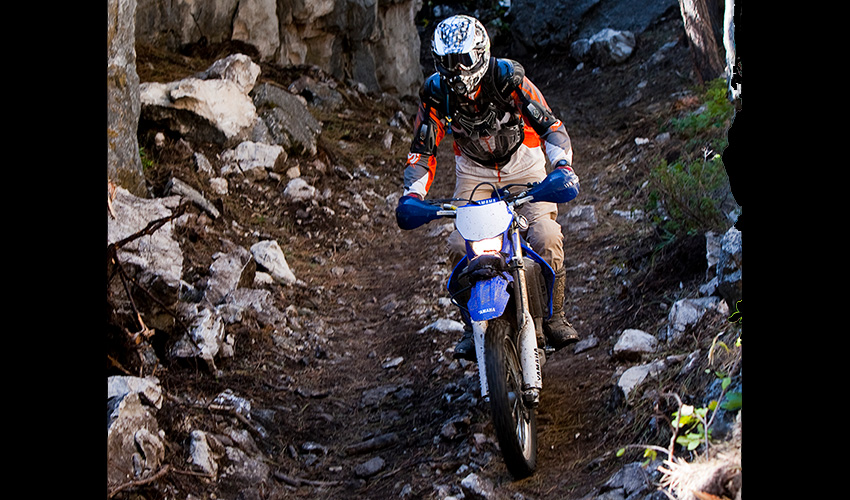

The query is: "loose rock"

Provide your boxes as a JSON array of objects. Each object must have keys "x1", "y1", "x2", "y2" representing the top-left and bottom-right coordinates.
[
  {"x1": 354, "y1": 456, "x2": 386, "y2": 478},
  {"x1": 250, "y1": 240, "x2": 298, "y2": 284},
  {"x1": 613, "y1": 329, "x2": 658, "y2": 361}
]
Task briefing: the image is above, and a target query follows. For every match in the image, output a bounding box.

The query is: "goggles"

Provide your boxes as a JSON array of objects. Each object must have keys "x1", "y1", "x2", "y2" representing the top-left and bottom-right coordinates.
[{"x1": 434, "y1": 49, "x2": 485, "y2": 76}]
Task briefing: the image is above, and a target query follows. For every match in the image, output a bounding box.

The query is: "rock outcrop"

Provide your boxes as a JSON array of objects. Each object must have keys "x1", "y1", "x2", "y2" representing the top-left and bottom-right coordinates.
[
  {"x1": 135, "y1": 0, "x2": 424, "y2": 97},
  {"x1": 510, "y1": 0, "x2": 678, "y2": 53},
  {"x1": 108, "y1": 0, "x2": 146, "y2": 196}
]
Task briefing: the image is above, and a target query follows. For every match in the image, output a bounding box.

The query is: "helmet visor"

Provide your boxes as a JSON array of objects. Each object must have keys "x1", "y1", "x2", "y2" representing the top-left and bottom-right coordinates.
[
  {"x1": 436, "y1": 51, "x2": 476, "y2": 72},
  {"x1": 435, "y1": 49, "x2": 487, "y2": 79}
]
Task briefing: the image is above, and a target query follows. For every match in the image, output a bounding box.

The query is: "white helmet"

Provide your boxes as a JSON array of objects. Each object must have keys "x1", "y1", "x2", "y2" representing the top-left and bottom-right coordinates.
[{"x1": 431, "y1": 15, "x2": 491, "y2": 98}]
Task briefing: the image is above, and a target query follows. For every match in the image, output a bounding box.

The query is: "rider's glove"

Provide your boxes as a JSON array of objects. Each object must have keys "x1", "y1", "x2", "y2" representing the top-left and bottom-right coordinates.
[
  {"x1": 397, "y1": 192, "x2": 422, "y2": 208},
  {"x1": 554, "y1": 159, "x2": 579, "y2": 185},
  {"x1": 554, "y1": 159, "x2": 573, "y2": 171}
]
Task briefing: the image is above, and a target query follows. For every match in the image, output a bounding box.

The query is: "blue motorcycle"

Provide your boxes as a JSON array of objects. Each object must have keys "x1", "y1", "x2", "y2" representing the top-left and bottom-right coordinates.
[{"x1": 397, "y1": 168, "x2": 579, "y2": 478}]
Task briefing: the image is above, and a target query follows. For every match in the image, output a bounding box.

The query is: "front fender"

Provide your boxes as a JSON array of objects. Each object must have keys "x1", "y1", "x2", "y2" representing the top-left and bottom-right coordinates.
[{"x1": 467, "y1": 274, "x2": 512, "y2": 321}]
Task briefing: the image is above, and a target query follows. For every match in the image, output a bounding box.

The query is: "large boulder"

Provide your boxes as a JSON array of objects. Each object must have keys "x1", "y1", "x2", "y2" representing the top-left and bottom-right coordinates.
[
  {"x1": 107, "y1": 187, "x2": 184, "y2": 332},
  {"x1": 108, "y1": 0, "x2": 146, "y2": 196},
  {"x1": 139, "y1": 54, "x2": 261, "y2": 147},
  {"x1": 107, "y1": 376, "x2": 165, "y2": 490},
  {"x1": 250, "y1": 83, "x2": 322, "y2": 156}
]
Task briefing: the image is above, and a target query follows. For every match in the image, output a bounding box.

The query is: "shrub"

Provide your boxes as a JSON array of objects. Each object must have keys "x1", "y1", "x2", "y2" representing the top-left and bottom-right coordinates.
[
  {"x1": 670, "y1": 78, "x2": 734, "y2": 139},
  {"x1": 647, "y1": 78, "x2": 735, "y2": 236},
  {"x1": 647, "y1": 153, "x2": 729, "y2": 236}
]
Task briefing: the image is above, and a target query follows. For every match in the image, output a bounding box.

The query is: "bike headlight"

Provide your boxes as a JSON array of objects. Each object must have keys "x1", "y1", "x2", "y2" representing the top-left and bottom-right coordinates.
[{"x1": 470, "y1": 236, "x2": 503, "y2": 256}]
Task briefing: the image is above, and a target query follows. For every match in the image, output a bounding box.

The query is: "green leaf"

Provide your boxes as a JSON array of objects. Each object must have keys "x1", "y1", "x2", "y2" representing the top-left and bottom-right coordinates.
[
  {"x1": 672, "y1": 413, "x2": 692, "y2": 428},
  {"x1": 676, "y1": 433, "x2": 703, "y2": 451},
  {"x1": 720, "y1": 391, "x2": 742, "y2": 411},
  {"x1": 721, "y1": 377, "x2": 732, "y2": 391}
]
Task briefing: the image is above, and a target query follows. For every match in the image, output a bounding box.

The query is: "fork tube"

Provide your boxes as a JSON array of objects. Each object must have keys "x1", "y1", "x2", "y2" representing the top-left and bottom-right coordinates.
[
  {"x1": 472, "y1": 320, "x2": 489, "y2": 399},
  {"x1": 510, "y1": 228, "x2": 543, "y2": 391}
]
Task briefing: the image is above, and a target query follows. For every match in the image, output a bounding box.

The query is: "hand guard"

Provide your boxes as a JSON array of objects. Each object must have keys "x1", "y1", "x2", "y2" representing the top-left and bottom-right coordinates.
[{"x1": 396, "y1": 193, "x2": 431, "y2": 230}]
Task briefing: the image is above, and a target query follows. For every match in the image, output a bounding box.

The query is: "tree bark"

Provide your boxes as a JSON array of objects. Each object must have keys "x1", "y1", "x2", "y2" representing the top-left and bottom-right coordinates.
[
  {"x1": 724, "y1": 0, "x2": 741, "y2": 100},
  {"x1": 677, "y1": 0, "x2": 727, "y2": 85}
]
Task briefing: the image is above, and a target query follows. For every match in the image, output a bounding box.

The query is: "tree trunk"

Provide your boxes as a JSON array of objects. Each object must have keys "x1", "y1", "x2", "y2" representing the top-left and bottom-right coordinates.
[
  {"x1": 677, "y1": 0, "x2": 727, "y2": 85},
  {"x1": 724, "y1": 0, "x2": 741, "y2": 100}
]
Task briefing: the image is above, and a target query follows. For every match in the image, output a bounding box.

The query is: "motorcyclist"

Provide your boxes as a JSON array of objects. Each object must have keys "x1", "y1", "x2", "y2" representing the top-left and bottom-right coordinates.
[{"x1": 397, "y1": 14, "x2": 580, "y2": 361}]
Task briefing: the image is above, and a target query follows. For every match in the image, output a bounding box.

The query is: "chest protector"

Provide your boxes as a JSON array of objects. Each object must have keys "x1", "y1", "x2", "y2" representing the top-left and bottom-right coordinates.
[{"x1": 422, "y1": 58, "x2": 527, "y2": 167}]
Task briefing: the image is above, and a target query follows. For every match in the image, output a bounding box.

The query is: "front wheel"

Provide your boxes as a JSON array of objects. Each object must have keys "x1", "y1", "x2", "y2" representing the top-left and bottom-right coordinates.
[{"x1": 485, "y1": 318, "x2": 537, "y2": 479}]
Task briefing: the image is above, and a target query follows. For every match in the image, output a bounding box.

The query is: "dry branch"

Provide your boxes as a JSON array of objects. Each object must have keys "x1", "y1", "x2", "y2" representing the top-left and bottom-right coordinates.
[
  {"x1": 107, "y1": 202, "x2": 188, "y2": 252},
  {"x1": 107, "y1": 202, "x2": 191, "y2": 337},
  {"x1": 107, "y1": 465, "x2": 171, "y2": 498},
  {"x1": 273, "y1": 471, "x2": 342, "y2": 488},
  {"x1": 343, "y1": 432, "x2": 399, "y2": 456}
]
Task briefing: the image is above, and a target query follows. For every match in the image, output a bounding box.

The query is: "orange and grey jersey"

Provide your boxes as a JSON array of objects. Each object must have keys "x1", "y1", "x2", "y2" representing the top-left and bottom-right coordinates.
[{"x1": 403, "y1": 58, "x2": 572, "y2": 198}]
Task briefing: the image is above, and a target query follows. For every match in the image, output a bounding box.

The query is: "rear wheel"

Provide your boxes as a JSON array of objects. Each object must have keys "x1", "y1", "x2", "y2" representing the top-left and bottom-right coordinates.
[{"x1": 485, "y1": 318, "x2": 537, "y2": 478}]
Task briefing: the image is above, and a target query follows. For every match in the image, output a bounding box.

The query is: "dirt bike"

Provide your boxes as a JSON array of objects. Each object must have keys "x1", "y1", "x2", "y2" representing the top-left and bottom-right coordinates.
[{"x1": 396, "y1": 168, "x2": 579, "y2": 478}]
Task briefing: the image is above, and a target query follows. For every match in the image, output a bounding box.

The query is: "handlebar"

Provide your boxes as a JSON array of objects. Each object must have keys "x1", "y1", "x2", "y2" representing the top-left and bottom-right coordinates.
[
  {"x1": 397, "y1": 169, "x2": 578, "y2": 231},
  {"x1": 424, "y1": 181, "x2": 537, "y2": 210}
]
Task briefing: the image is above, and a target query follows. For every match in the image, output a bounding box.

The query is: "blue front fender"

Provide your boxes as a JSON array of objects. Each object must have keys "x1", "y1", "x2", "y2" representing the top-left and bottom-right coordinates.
[{"x1": 468, "y1": 274, "x2": 512, "y2": 321}]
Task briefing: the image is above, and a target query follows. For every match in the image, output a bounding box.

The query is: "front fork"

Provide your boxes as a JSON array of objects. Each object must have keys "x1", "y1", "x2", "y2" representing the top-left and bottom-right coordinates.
[
  {"x1": 473, "y1": 228, "x2": 543, "y2": 407},
  {"x1": 511, "y1": 228, "x2": 543, "y2": 407}
]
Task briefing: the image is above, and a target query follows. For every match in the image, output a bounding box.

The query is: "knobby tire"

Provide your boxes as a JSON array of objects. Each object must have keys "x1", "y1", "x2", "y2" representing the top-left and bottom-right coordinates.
[{"x1": 485, "y1": 318, "x2": 537, "y2": 479}]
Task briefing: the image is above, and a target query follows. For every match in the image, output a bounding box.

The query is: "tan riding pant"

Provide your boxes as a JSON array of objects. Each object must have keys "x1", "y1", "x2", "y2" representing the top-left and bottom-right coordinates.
[{"x1": 447, "y1": 145, "x2": 565, "y2": 271}]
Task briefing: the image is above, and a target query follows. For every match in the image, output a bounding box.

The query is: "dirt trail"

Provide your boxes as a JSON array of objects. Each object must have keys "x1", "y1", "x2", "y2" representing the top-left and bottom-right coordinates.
[{"x1": 127, "y1": 12, "x2": 716, "y2": 500}]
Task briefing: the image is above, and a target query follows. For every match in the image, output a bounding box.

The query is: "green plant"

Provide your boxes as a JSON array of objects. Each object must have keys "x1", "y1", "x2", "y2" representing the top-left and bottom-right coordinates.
[
  {"x1": 139, "y1": 147, "x2": 154, "y2": 171},
  {"x1": 670, "y1": 78, "x2": 733, "y2": 138},
  {"x1": 720, "y1": 390, "x2": 742, "y2": 411},
  {"x1": 669, "y1": 366, "x2": 742, "y2": 453},
  {"x1": 646, "y1": 77, "x2": 735, "y2": 236},
  {"x1": 647, "y1": 152, "x2": 729, "y2": 235},
  {"x1": 672, "y1": 403, "x2": 712, "y2": 451},
  {"x1": 711, "y1": 370, "x2": 742, "y2": 411}
]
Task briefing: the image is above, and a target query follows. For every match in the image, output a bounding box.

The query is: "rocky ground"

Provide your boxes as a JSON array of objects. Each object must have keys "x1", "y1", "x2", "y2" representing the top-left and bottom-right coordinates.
[{"x1": 110, "y1": 11, "x2": 741, "y2": 500}]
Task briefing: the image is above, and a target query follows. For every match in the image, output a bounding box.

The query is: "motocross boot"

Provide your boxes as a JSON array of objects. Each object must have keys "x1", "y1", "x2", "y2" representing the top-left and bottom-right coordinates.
[
  {"x1": 543, "y1": 267, "x2": 580, "y2": 349},
  {"x1": 452, "y1": 302, "x2": 477, "y2": 362},
  {"x1": 453, "y1": 323, "x2": 477, "y2": 362},
  {"x1": 448, "y1": 257, "x2": 477, "y2": 362}
]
